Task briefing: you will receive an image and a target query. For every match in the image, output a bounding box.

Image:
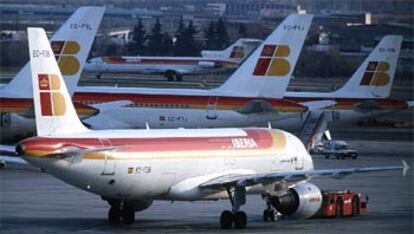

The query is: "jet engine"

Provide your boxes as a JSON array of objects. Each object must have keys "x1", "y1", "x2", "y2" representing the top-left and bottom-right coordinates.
[
  {"x1": 130, "y1": 199, "x2": 153, "y2": 212},
  {"x1": 270, "y1": 182, "x2": 322, "y2": 219},
  {"x1": 198, "y1": 61, "x2": 216, "y2": 68}
]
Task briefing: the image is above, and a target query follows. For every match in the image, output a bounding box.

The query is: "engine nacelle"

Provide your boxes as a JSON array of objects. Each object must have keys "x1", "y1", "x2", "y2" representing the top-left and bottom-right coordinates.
[
  {"x1": 271, "y1": 182, "x2": 322, "y2": 219},
  {"x1": 130, "y1": 199, "x2": 153, "y2": 212},
  {"x1": 198, "y1": 61, "x2": 216, "y2": 68}
]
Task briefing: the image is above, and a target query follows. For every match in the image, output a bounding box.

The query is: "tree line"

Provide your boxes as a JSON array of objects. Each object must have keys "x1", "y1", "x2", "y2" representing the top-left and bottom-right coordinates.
[{"x1": 123, "y1": 17, "x2": 231, "y2": 57}]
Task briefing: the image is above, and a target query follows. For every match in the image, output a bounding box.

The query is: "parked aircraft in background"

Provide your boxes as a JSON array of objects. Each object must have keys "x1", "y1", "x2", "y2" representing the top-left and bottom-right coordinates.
[
  {"x1": 78, "y1": 14, "x2": 314, "y2": 129},
  {"x1": 84, "y1": 38, "x2": 262, "y2": 81},
  {"x1": 17, "y1": 27, "x2": 409, "y2": 230},
  {"x1": 0, "y1": 7, "x2": 104, "y2": 142},
  {"x1": 281, "y1": 35, "x2": 408, "y2": 149}
]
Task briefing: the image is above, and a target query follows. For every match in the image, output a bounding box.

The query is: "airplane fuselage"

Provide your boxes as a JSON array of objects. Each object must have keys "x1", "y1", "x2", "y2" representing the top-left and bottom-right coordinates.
[
  {"x1": 0, "y1": 89, "x2": 408, "y2": 141},
  {"x1": 84, "y1": 56, "x2": 239, "y2": 75},
  {"x1": 19, "y1": 128, "x2": 313, "y2": 201},
  {"x1": 0, "y1": 93, "x2": 306, "y2": 140}
]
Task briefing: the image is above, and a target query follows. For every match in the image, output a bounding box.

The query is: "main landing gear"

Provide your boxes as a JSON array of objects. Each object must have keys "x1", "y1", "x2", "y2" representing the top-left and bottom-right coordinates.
[
  {"x1": 165, "y1": 70, "x2": 183, "y2": 82},
  {"x1": 104, "y1": 197, "x2": 135, "y2": 225},
  {"x1": 220, "y1": 210, "x2": 247, "y2": 229},
  {"x1": 219, "y1": 186, "x2": 247, "y2": 229},
  {"x1": 262, "y1": 194, "x2": 280, "y2": 222}
]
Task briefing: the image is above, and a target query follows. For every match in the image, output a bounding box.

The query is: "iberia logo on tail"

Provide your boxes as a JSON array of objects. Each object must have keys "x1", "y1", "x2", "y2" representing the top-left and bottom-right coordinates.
[
  {"x1": 51, "y1": 41, "x2": 81, "y2": 76},
  {"x1": 38, "y1": 74, "x2": 66, "y2": 116},
  {"x1": 360, "y1": 61, "x2": 390, "y2": 86},
  {"x1": 253, "y1": 44, "x2": 291, "y2": 77}
]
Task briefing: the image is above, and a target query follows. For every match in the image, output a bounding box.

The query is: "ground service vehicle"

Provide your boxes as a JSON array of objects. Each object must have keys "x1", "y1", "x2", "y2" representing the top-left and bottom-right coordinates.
[
  {"x1": 313, "y1": 190, "x2": 368, "y2": 218},
  {"x1": 322, "y1": 140, "x2": 359, "y2": 159}
]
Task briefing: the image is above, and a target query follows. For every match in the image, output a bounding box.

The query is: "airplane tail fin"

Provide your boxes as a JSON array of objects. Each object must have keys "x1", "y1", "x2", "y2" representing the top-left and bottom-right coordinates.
[
  {"x1": 2, "y1": 6, "x2": 104, "y2": 98},
  {"x1": 28, "y1": 28, "x2": 89, "y2": 137},
  {"x1": 331, "y1": 35, "x2": 403, "y2": 99},
  {"x1": 213, "y1": 14, "x2": 313, "y2": 98},
  {"x1": 201, "y1": 38, "x2": 262, "y2": 62}
]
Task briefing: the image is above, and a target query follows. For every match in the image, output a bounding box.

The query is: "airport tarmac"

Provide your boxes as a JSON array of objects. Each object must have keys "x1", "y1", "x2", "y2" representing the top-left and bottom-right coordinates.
[{"x1": 0, "y1": 127, "x2": 413, "y2": 234}]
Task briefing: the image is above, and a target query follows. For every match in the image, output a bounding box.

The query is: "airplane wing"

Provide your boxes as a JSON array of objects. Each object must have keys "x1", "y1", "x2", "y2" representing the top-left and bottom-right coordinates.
[
  {"x1": 0, "y1": 156, "x2": 28, "y2": 166},
  {"x1": 0, "y1": 145, "x2": 28, "y2": 166},
  {"x1": 301, "y1": 100, "x2": 336, "y2": 110},
  {"x1": 91, "y1": 100, "x2": 134, "y2": 110},
  {"x1": 238, "y1": 100, "x2": 276, "y2": 115},
  {"x1": 200, "y1": 160, "x2": 409, "y2": 190},
  {"x1": 0, "y1": 145, "x2": 17, "y2": 156},
  {"x1": 353, "y1": 100, "x2": 382, "y2": 113}
]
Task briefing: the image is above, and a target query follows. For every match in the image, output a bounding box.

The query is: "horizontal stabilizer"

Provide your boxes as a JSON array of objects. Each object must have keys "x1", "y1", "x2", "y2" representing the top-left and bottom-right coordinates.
[{"x1": 45, "y1": 146, "x2": 123, "y2": 159}]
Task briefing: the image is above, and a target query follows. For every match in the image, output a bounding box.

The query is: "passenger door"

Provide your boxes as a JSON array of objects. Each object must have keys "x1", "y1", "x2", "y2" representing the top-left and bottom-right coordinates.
[
  {"x1": 206, "y1": 96, "x2": 219, "y2": 120},
  {"x1": 99, "y1": 138, "x2": 116, "y2": 175}
]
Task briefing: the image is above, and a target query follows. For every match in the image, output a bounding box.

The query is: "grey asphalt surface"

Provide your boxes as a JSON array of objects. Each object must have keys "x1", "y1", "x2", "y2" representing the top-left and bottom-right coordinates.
[{"x1": 0, "y1": 127, "x2": 413, "y2": 234}]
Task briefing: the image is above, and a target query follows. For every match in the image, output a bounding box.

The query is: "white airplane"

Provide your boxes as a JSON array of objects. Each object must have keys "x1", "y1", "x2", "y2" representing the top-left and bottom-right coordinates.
[
  {"x1": 0, "y1": 14, "x2": 313, "y2": 141},
  {"x1": 84, "y1": 38, "x2": 262, "y2": 81},
  {"x1": 0, "y1": 6, "x2": 104, "y2": 142},
  {"x1": 78, "y1": 14, "x2": 314, "y2": 129},
  {"x1": 16, "y1": 27, "x2": 408, "y2": 229},
  {"x1": 280, "y1": 35, "x2": 409, "y2": 149}
]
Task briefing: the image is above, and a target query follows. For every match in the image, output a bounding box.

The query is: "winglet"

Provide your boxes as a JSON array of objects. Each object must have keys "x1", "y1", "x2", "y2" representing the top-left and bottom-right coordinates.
[{"x1": 402, "y1": 160, "x2": 410, "y2": 177}]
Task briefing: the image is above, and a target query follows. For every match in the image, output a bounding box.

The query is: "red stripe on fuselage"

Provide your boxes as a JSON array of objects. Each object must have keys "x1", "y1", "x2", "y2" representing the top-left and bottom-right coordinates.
[
  {"x1": 20, "y1": 129, "x2": 274, "y2": 154},
  {"x1": 73, "y1": 92, "x2": 305, "y2": 110}
]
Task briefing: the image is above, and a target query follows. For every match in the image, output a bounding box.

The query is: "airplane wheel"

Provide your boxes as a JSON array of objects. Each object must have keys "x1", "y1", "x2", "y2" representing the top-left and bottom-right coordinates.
[
  {"x1": 234, "y1": 211, "x2": 247, "y2": 229},
  {"x1": 336, "y1": 199, "x2": 343, "y2": 217},
  {"x1": 176, "y1": 74, "x2": 183, "y2": 81},
  {"x1": 121, "y1": 205, "x2": 135, "y2": 224},
  {"x1": 220, "y1": 210, "x2": 233, "y2": 229},
  {"x1": 263, "y1": 209, "x2": 275, "y2": 222},
  {"x1": 165, "y1": 71, "x2": 175, "y2": 81},
  {"x1": 108, "y1": 206, "x2": 121, "y2": 224}
]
